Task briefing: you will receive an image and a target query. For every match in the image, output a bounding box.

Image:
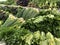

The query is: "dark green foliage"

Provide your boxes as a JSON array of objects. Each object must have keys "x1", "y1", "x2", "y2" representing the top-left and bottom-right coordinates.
[
  {"x1": 0, "y1": 27, "x2": 58, "y2": 45},
  {"x1": 21, "y1": 9, "x2": 60, "y2": 38},
  {"x1": 0, "y1": 0, "x2": 60, "y2": 45},
  {"x1": 16, "y1": 8, "x2": 25, "y2": 17},
  {"x1": 0, "y1": 6, "x2": 20, "y2": 15},
  {"x1": 21, "y1": 15, "x2": 54, "y2": 32},
  {"x1": 0, "y1": 10, "x2": 9, "y2": 21},
  {"x1": 0, "y1": 27, "x2": 31, "y2": 45},
  {"x1": 57, "y1": 1, "x2": 60, "y2": 8}
]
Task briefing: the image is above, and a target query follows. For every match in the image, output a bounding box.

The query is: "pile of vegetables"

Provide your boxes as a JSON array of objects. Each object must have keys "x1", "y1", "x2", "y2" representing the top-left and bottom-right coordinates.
[
  {"x1": 0, "y1": 0, "x2": 60, "y2": 45},
  {"x1": 0, "y1": 27, "x2": 60, "y2": 45},
  {"x1": 0, "y1": 0, "x2": 60, "y2": 8}
]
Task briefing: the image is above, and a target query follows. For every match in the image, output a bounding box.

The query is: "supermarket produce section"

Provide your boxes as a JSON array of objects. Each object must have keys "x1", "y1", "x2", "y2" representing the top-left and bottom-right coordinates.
[{"x1": 0, "y1": 0, "x2": 60, "y2": 45}]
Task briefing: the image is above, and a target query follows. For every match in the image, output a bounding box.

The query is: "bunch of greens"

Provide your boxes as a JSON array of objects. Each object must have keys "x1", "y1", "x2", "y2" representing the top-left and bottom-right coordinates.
[
  {"x1": 29, "y1": 0, "x2": 59, "y2": 8},
  {"x1": 21, "y1": 9, "x2": 60, "y2": 38},
  {"x1": 0, "y1": 26, "x2": 60, "y2": 45}
]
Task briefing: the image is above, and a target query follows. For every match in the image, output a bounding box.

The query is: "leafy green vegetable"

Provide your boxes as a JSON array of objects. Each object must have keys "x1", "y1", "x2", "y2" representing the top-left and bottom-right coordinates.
[{"x1": 1, "y1": 14, "x2": 17, "y2": 27}]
